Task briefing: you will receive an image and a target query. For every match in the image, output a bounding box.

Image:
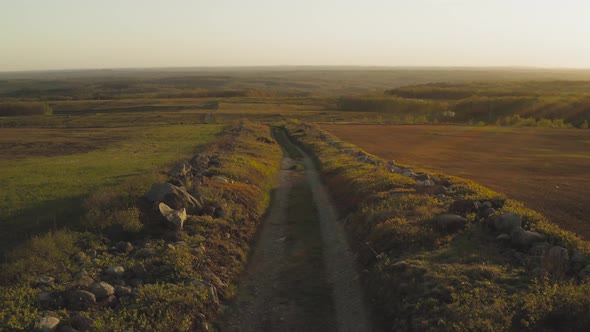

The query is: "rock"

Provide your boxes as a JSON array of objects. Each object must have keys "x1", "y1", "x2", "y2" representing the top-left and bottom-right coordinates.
[
  {"x1": 571, "y1": 252, "x2": 587, "y2": 270},
  {"x1": 402, "y1": 169, "x2": 415, "y2": 178},
  {"x1": 212, "y1": 176, "x2": 228, "y2": 184},
  {"x1": 38, "y1": 292, "x2": 58, "y2": 309},
  {"x1": 73, "y1": 274, "x2": 94, "y2": 289},
  {"x1": 256, "y1": 136, "x2": 273, "y2": 144},
  {"x1": 91, "y1": 281, "x2": 115, "y2": 299},
  {"x1": 449, "y1": 200, "x2": 479, "y2": 216},
  {"x1": 415, "y1": 173, "x2": 431, "y2": 181},
  {"x1": 544, "y1": 246, "x2": 569, "y2": 272},
  {"x1": 136, "y1": 248, "x2": 157, "y2": 258},
  {"x1": 130, "y1": 263, "x2": 148, "y2": 278},
  {"x1": 35, "y1": 316, "x2": 60, "y2": 332},
  {"x1": 512, "y1": 251, "x2": 527, "y2": 265},
  {"x1": 65, "y1": 290, "x2": 96, "y2": 310},
  {"x1": 531, "y1": 267, "x2": 546, "y2": 277},
  {"x1": 416, "y1": 179, "x2": 436, "y2": 193},
  {"x1": 356, "y1": 155, "x2": 368, "y2": 163},
  {"x1": 110, "y1": 280, "x2": 125, "y2": 287},
  {"x1": 55, "y1": 326, "x2": 79, "y2": 332},
  {"x1": 71, "y1": 314, "x2": 93, "y2": 331},
  {"x1": 116, "y1": 241, "x2": 134, "y2": 253},
  {"x1": 168, "y1": 162, "x2": 192, "y2": 179},
  {"x1": 75, "y1": 252, "x2": 89, "y2": 264},
  {"x1": 36, "y1": 276, "x2": 55, "y2": 287},
  {"x1": 158, "y1": 203, "x2": 187, "y2": 230},
  {"x1": 479, "y1": 207, "x2": 496, "y2": 219},
  {"x1": 388, "y1": 166, "x2": 402, "y2": 173},
  {"x1": 189, "y1": 154, "x2": 210, "y2": 170},
  {"x1": 510, "y1": 228, "x2": 545, "y2": 247},
  {"x1": 491, "y1": 212, "x2": 522, "y2": 233},
  {"x1": 579, "y1": 265, "x2": 590, "y2": 279},
  {"x1": 130, "y1": 278, "x2": 144, "y2": 288},
  {"x1": 432, "y1": 214, "x2": 468, "y2": 233},
  {"x1": 191, "y1": 280, "x2": 219, "y2": 305},
  {"x1": 387, "y1": 160, "x2": 396, "y2": 166},
  {"x1": 434, "y1": 186, "x2": 449, "y2": 195},
  {"x1": 115, "y1": 286, "x2": 132, "y2": 297},
  {"x1": 99, "y1": 295, "x2": 118, "y2": 308},
  {"x1": 529, "y1": 242, "x2": 550, "y2": 256},
  {"x1": 105, "y1": 266, "x2": 125, "y2": 278},
  {"x1": 496, "y1": 234, "x2": 511, "y2": 241},
  {"x1": 145, "y1": 182, "x2": 202, "y2": 213},
  {"x1": 482, "y1": 201, "x2": 493, "y2": 209}
]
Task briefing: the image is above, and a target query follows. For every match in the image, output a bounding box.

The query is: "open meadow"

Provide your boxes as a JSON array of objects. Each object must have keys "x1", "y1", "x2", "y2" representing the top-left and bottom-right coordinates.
[
  {"x1": 0, "y1": 123, "x2": 224, "y2": 254},
  {"x1": 322, "y1": 124, "x2": 590, "y2": 238},
  {"x1": 2, "y1": 68, "x2": 590, "y2": 331}
]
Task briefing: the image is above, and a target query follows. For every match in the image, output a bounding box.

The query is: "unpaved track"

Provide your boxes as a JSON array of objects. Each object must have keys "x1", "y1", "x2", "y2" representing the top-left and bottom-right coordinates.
[{"x1": 221, "y1": 130, "x2": 371, "y2": 332}]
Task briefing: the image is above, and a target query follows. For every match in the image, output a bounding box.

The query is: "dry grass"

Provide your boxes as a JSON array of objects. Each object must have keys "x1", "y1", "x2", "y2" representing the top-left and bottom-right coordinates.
[{"x1": 322, "y1": 124, "x2": 590, "y2": 239}]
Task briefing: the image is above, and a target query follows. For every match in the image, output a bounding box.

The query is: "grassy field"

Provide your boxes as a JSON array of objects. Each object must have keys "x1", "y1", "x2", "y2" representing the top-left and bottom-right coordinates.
[
  {"x1": 2, "y1": 67, "x2": 590, "y2": 330},
  {"x1": 0, "y1": 124, "x2": 224, "y2": 254},
  {"x1": 288, "y1": 121, "x2": 590, "y2": 331},
  {"x1": 321, "y1": 124, "x2": 590, "y2": 239}
]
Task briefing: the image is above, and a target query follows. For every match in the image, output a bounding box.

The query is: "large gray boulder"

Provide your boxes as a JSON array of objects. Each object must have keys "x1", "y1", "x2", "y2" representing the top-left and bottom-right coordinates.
[
  {"x1": 145, "y1": 182, "x2": 202, "y2": 214},
  {"x1": 491, "y1": 212, "x2": 522, "y2": 233},
  {"x1": 158, "y1": 203, "x2": 187, "y2": 230},
  {"x1": 65, "y1": 290, "x2": 96, "y2": 310},
  {"x1": 432, "y1": 214, "x2": 468, "y2": 233},
  {"x1": 416, "y1": 179, "x2": 436, "y2": 194},
  {"x1": 104, "y1": 266, "x2": 125, "y2": 279},
  {"x1": 510, "y1": 227, "x2": 545, "y2": 247},
  {"x1": 544, "y1": 246, "x2": 569, "y2": 272},
  {"x1": 91, "y1": 281, "x2": 115, "y2": 300},
  {"x1": 35, "y1": 316, "x2": 60, "y2": 332}
]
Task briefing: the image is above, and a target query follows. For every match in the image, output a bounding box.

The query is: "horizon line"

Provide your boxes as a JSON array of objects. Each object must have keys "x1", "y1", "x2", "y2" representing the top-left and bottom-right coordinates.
[{"x1": 3, "y1": 64, "x2": 590, "y2": 74}]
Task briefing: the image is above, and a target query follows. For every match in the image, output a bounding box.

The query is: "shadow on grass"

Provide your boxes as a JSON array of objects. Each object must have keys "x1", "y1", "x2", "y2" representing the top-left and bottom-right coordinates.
[{"x1": 0, "y1": 195, "x2": 87, "y2": 261}]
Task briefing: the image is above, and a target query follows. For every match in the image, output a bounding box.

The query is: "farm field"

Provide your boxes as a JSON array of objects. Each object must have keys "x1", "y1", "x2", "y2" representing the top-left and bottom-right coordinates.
[
  {"x1": 0, "y1": 124, "x2": 224, "y2": 254},
  {"x1": 321, "y1": 124, "x2": 590, "y2": 239}
]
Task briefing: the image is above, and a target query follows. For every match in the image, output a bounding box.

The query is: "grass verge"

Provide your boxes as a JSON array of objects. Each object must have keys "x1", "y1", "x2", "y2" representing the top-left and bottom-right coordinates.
[
  {"x1": 285, "y1": 120, "x2": 590, "y2": 331},
  {"x1": 0, "y1": 121, "x2": 282, "y2": 331}
]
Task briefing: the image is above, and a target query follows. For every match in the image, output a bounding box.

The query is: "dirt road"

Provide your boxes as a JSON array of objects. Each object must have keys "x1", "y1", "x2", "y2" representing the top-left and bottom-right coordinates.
[{"x1": 220, "y1": 129, "x2": 371, "y2": 332}]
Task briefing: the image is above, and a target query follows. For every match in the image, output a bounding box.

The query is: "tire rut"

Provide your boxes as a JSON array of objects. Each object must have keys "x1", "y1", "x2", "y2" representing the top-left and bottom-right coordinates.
[{"x1": 220, "y1": 129, "x2": 371, "y2": 332}]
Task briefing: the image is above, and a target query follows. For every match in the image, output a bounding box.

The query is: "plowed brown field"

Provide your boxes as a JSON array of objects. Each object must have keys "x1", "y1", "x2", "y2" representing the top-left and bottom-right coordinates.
[{"x1": 321, "y1": 124, "x2": 590, "y2": 239}]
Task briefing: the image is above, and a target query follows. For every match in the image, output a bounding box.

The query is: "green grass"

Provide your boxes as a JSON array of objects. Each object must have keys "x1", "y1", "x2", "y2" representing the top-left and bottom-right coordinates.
[
  {"x1": 0, "y1": 124, "x2": 224, "y2": 253},
  {"x1": 0, "y1": 121, "x2": 283, "y2": 331},
  {"x1": 286, "y1": 122, "x2": 590, "y2": 331}
]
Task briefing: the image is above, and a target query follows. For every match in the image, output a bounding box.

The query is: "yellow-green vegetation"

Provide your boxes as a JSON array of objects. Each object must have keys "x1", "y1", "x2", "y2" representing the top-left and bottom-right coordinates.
[
  {"x1": 0, "y1": 124, "x2": 224, "y2": 253},
  {"x1": 0, "y1": 121, "x2": 282, "y2": 331},
  {"x1": 285, "y1": 121, "x2": 590, "y2": 331},
  {"x1": 338, "y1": 81, "x2": 590, "y2": 127}
]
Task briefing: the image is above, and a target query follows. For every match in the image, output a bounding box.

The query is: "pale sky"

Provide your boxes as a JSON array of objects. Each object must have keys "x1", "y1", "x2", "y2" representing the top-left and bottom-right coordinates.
[{"x1": 1, "y1": 0, "x2": 589, "y2": 71}]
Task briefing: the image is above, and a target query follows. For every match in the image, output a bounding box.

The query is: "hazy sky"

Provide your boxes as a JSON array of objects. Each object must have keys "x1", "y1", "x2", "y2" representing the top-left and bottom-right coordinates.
[{"x1": 1, "y1": 0, "x2": 589, "y2": 71}]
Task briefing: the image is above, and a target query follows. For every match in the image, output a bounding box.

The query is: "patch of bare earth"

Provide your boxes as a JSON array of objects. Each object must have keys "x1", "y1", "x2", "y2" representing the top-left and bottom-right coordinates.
[{"x1": 221, "y1": 132, "x2": 371, "y2": 332}]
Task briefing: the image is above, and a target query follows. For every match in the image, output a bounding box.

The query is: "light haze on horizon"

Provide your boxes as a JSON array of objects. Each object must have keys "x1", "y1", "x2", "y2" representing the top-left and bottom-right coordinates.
[{"x1": 1, "y1": 0, "x2": 589, "y2": 71}]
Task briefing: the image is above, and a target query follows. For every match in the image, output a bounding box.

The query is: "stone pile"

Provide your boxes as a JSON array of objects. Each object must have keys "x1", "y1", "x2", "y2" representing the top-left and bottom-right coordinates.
[{"x1": 304, "y1": 125, "x2": 590, "y2": 281}]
